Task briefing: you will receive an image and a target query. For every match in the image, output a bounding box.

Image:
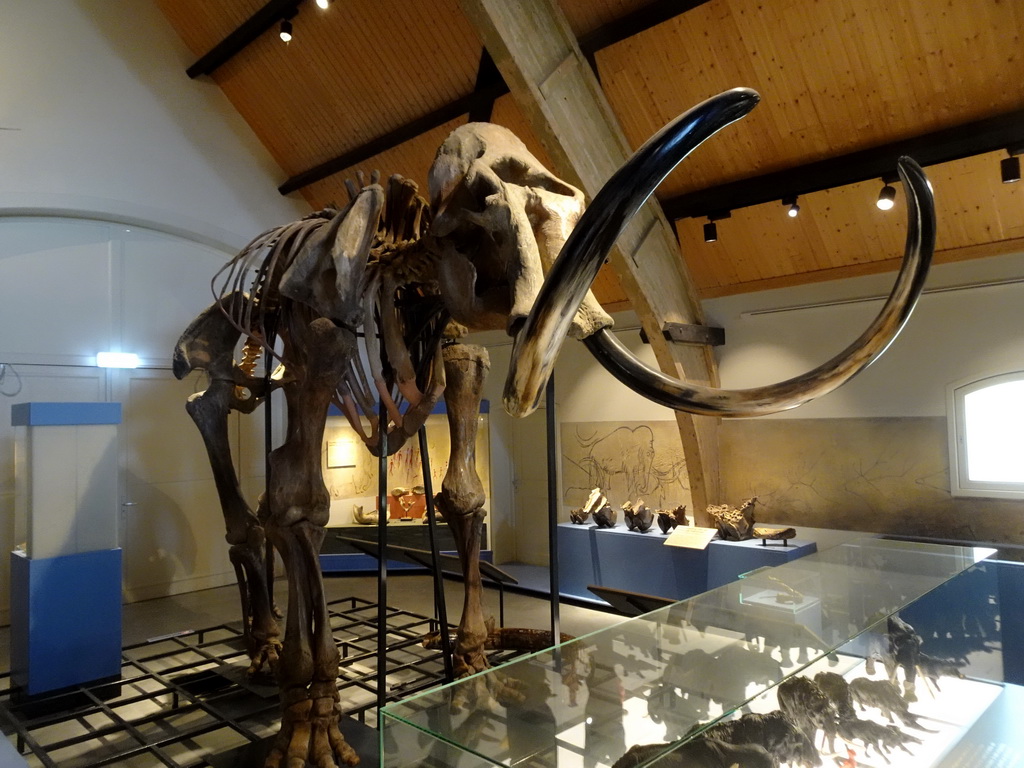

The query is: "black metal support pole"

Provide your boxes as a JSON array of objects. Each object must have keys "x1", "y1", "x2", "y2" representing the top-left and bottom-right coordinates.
[
  {"x1": 376, "y1": 399, "x2": 389, "y2": 714},
  {"x1": 418, "y1": 427, "x2": 454, "y2": 682},
  {"x1": 546, "y1": 374, "x2": 561, "y2": 652},
  {"x1": 263, "y1": 335, "x2": 276, "y2": 595}
]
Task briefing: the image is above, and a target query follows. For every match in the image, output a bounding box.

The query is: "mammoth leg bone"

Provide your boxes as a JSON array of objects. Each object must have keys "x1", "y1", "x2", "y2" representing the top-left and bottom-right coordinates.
[
  {"x1": 434, "y1": 343, "x2": 490, "y2": 677},
  {"x1": 264, "y1": 317, "x2": 359, "y2": 768},
  {"x1": 174, "y1": 296, "x2": 281, "y2": 675},
  {"x1": 186, "y1": 381, "x2": 281, "y2": 675}
]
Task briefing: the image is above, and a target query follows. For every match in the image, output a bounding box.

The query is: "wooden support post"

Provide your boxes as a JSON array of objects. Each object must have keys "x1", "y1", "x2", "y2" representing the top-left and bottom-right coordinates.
[{"x1": 459, "y1": 0, "x2": 721, "y2": 519}]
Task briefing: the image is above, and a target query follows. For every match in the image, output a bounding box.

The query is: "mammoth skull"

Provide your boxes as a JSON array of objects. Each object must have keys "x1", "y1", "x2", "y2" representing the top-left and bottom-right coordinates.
[{"x1": 428, "y1": 123, "x2": 613, "y2": 340}]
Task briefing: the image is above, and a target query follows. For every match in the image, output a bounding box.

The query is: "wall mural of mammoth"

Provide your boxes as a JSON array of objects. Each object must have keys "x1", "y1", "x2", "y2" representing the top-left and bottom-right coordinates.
[
  {"x1": 576, "y1": 425, "x2": 657, "y2": 500},
  {"x1": 172, "y1": 87, "x2": 936, "y2": 767}
]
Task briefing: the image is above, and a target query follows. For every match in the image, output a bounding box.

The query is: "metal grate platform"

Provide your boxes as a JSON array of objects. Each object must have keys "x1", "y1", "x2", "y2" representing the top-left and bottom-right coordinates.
[{"x1": 0, "y1": 596, "x2": 515, "y2": 768}]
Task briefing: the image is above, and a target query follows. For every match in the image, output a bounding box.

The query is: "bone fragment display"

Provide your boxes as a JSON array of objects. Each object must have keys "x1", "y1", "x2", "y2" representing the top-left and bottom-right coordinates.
[
  {"x1": 707, "y1": 496, "x2": 759, "y2": 540},
  {"x1": 623, "y1": 499, "x2": 655, "y2": 532}
]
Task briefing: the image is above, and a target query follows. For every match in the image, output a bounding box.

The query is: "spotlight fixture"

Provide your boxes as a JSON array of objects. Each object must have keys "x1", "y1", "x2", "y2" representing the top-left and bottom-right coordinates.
[
  {"x1": 279, "y1": 19, "x2": 293, "y2": 42},
  {"x1": 782, "y1": 195, "x2": 800, "y2": 218},
  {"x1": 315, "y1": 0, "x2": 331, "y2": 8},
  {"x1": 702, "y1": 211, "x2": 731, "y2": 243},
  {"x1": 1001, "y1": 150, "x2": 1021, "y2": 184},
  {"x1": 876, "y1": 183, "x2": 897, "y2": 211}
]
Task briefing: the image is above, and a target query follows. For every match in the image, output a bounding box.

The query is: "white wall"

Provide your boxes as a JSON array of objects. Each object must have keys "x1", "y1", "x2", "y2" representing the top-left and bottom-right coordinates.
[
  {"x1": 478, "y1": 251, "x2": 1024, "y2": 563},
  {"x1": 0, "y1": 1, "x2": 309, "y2": 621},
  {"x1": 705, "y1": 251, "x2": 1024, "y2": 418},
  {"x1": 0, "y1": 0, "x2": 307, "y2": 248}
]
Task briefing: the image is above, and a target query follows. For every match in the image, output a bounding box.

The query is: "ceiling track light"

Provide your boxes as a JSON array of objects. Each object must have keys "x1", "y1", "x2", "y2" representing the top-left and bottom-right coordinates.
[
  {"x1": 279, "y1": 19, "x2": 293, "y2": 42},
  {"x1": 703, "y1": 210, "x2": 731, "y2": 243},
  {"x1": 1001, "y1": 149, "x2": 1021, "y2": 184},
  {"x1": 782, "y1": 195, "x2": 800, "y2": 218},
  {"x1": 876, "y1": 178, "x2": 898, "y2": 211}
]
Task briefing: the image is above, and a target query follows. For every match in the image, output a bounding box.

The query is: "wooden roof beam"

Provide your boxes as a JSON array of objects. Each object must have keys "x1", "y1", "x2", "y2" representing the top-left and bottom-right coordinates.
[
  {"x1": 459, "y1": 0, "x2": 723, "y2": 517},
  {"x1": 275, "y1": 1, "x2": 712, "y2": 194},
  {"x1": 665, "y1": 108, "x2": 1024, "y2": 220},
  {"x1": 186, "y1": 0, "x2": 302, "y2": 79}
]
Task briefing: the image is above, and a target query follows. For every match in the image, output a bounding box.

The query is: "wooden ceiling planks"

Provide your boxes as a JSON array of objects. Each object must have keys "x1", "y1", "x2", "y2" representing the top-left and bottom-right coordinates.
[
  {"x1": 153, "y1": 0, "x2": 1024, "y2": 303},
  {"x1": 595, "y1": 0, "x2": 1024, "y2": 198},
  {"x1": 300, "y1": 117, "x2": 464, "y2": 210},
  {"x1": 557, "y1": 0, "x2": 657, "y2": 37},
  {"x1": 160, "y1": 0, "x2": 481, "y2": 182},
  {"x1": 679, "y1": 150, "x2": 1024, "y2": 299},
  {"x1": 154, "y1": 0, "x2": 266, "y2": 55}
]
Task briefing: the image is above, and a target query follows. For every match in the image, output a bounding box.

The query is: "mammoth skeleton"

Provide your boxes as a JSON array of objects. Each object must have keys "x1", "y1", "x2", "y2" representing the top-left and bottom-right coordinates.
[{"x1": 173, "y1": 87, "x2": 935, "y2": 767}]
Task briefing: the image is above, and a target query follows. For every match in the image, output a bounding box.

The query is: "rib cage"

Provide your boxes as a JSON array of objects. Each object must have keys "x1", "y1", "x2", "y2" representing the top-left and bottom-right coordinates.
[{"x1": 212, "y1": 174, "x2": 448, "y2": 458}]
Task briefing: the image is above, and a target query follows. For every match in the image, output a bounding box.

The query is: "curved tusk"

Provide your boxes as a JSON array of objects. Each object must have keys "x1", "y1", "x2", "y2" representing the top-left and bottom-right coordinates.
[
  {"x1": 503, "y1": 88, "x2": 762, "y2": 417},
  {"x1": 583, "y1": 156, "x2": 936, "y2": 417}
]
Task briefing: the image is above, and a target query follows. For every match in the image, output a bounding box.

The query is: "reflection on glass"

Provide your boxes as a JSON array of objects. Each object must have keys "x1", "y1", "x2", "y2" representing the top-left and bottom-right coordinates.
[{"x1": 381, "y1": 539, "x2": 995, "y2": 768}]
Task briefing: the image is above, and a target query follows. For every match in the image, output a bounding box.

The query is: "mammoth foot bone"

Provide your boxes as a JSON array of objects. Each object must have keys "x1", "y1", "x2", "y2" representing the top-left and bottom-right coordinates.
[{"x1": 267, "y1": 684, "x2": 359, "y2": 768}]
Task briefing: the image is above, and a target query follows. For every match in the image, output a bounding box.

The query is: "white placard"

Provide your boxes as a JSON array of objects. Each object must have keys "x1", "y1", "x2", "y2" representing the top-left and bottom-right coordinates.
[{"x1": 663, "y1": 526, "x2": 718, "y2": 549}]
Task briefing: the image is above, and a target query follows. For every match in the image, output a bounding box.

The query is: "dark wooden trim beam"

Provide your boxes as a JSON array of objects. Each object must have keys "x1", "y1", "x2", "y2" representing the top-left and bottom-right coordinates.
[
  {"x1": 577, "y1": 0, "x2": 712, "y2": 55},
  {"x1": 663, "y1": 108, "x2": 1024, "y2": 221},
  {"x1": 276, "y1": 0, "x2": 712, "y2": 194},
  {"x1": 186, "y1": 0, "x2": 303, "y2": 79},
  {"x1": 466, "y1": 50, "x2": 503, "y2": 123},
  {"x1": 277, "y1": 81, "x2": 509, "y2": 195},
  {"x1": 639, "y1": 323, "x2": 725, "y2": 346}
]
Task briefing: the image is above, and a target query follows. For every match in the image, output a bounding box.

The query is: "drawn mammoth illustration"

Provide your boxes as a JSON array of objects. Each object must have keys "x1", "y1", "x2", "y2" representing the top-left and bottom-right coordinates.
[{"x1": 578, "y1": 425, "x2": 657, "y2": 499}]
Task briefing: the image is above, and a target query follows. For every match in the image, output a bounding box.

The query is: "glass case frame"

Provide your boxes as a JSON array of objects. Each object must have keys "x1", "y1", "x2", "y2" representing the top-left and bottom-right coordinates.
[{"x1": 380, "y1": 538, "x2": 997, "y2": 767}]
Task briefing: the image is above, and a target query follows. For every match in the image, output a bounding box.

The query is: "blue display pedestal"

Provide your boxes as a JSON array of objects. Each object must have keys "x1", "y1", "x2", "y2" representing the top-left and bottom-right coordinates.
[
  {"x1": 10, "y1": 548, "x2": 123, "y2": 695},
  {"x1": 556, "y1": 523, "x2": 599, "y2": 600},
  {"x1": 557, "y1": 522, "x2": 709, "y2": 602},
  {"x1": 10, "y1": 402, "x2": 124, "y2": 697},
  {"x1": 706, "y1": 538, "x2": 818, "y2": 590},
  {"x1": 558, "y1": 523, "x2": 820, "y2": 606},
  {"x1": 593, "y1": 525, "x2": 709, "y2": 601}
]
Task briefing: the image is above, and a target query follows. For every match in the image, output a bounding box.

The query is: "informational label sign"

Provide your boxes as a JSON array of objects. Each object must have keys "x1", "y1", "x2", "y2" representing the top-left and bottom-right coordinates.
[{"x1": 663, "y1": 526, "x2": 718, "y2": 549}]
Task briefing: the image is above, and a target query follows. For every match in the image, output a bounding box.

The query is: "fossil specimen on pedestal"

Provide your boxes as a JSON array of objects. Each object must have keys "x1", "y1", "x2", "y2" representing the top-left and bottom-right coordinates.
[
  {"x1": 622, "y1": 499, "x2": 655, "y2": 532},
  {"x1": 351, "y1": 504, "x2": 380, "y2": 526},
  {"x1": 657, "y1": 504, "x2": 688, "y2": 534}
]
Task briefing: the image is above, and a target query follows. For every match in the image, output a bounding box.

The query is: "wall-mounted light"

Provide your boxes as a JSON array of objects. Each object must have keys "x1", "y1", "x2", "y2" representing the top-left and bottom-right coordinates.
[
  {"x1": 876, "y1": 182, "x2": 897, "y2": 211},
  {"x1": 279, "y1": 19, "x2": 293, "y2": 42},
  {"x1": 96, "y1": 352, "x2": 141, "y2": 369},
  {"x1": 1001, "y1": 149, "x2": 1021, "y2": 184},
  {"x1": 315, "y1": 0, "x2": 331, "y2": 8},
  {"x1": 782, "y1": 195, "x2": 800, "y2": 218}
]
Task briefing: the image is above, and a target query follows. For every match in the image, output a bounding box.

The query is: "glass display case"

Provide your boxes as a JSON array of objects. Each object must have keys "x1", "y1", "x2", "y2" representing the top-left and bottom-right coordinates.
[{"x1": 380, "y1": 538, "x2": 1002, "y2": 767}]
